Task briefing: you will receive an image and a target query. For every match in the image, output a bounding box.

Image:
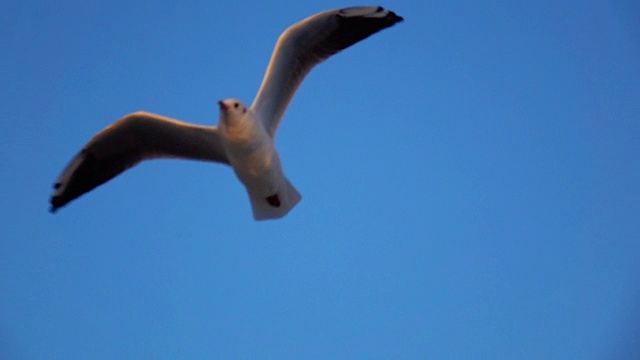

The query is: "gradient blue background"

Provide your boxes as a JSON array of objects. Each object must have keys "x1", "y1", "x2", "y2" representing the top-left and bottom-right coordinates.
[{"x1": 2, "y1": 1, "x2": 639, "y2": 359}]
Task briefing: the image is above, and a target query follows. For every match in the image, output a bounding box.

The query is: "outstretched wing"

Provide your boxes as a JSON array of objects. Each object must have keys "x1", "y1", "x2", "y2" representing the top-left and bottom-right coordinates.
[
  {"x1": 250, "y1": 6, "x2": 403, "y2": 138},
  {"x1": 50, "y1": 111, "x2": 229, "y2": 212}
]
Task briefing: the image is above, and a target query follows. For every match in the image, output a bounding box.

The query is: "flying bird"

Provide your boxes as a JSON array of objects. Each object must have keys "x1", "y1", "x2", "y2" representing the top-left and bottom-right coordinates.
[{"x1": 50, "y1": 6, "x2": 403, "y2": 220}]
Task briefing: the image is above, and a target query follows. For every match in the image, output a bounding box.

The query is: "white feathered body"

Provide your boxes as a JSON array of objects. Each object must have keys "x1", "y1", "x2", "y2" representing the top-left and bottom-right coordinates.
[{"x1": 218, "y1": 101, "x2": 301, "y2": 220}]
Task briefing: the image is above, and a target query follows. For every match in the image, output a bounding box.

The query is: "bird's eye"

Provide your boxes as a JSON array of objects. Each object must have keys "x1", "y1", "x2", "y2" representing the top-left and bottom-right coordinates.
[{"x1": 234, "y1": 102, "x2": 239, "y2": 109}]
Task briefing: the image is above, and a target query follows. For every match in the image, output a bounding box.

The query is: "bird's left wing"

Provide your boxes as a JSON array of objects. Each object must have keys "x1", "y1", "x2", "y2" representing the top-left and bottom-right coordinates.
[{"x1": 250, "y1": 6, "x2": 403, "y2": 138}]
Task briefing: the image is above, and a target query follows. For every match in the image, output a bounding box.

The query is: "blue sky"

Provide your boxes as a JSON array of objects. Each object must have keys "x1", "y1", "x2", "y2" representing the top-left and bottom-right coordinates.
[{"x1": 2, "y1": 1, "x2": 639, "y2": 359}]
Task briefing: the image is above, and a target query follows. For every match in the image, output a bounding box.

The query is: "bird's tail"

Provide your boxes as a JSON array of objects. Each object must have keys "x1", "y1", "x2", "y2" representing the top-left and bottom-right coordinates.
[{"x1": 249, "y1": 177, "x2": 301, "y2": 221}]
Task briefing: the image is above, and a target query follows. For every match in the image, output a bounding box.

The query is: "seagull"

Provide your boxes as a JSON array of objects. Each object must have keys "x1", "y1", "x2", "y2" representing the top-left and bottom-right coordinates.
[{"x1": 50, "y1": 6, "x2": 403, "y2": 220}]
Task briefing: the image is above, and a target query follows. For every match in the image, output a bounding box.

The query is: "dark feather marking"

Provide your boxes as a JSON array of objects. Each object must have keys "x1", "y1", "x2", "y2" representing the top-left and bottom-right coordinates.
[{"x1": 266, "y1": 194, "x2": 281, "y2": 207}]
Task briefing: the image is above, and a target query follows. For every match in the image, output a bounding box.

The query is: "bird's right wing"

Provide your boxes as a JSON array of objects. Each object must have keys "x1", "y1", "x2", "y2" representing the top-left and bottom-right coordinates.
[{"x1": 50, "y1": 111, "x2": 229, "y2": 212}]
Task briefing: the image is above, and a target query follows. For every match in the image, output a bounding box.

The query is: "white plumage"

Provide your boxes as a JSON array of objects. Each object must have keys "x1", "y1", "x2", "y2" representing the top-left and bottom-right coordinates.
[{"x1": 50, "y1": 6, "x2": 403, "y2": 220}]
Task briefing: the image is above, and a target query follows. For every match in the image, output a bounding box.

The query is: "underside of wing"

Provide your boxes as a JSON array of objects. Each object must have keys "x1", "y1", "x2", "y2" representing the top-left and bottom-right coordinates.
[
  {"x1": 250, "y1": 6, "x2": 403, "y2": 137},
  {"x1": 50, "y1": 111, "x2": 229, "y2": 212}
]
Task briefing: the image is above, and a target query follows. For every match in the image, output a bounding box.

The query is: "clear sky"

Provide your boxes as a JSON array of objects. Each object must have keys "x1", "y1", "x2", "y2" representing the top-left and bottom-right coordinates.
[{"x1": 2, "y1": 1, "x2": 639, "y2": 359}]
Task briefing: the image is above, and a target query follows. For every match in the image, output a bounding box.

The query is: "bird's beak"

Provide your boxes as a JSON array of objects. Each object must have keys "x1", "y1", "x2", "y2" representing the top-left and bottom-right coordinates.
[{"x1": 218, "y1": 100, "x2": 228, "y2": 110}]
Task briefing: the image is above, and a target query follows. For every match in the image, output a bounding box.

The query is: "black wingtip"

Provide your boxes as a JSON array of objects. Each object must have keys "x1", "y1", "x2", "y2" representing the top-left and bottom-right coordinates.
[
  {"x1": 383, "y1": 9, "x2": 403, "y2": 25},
  {"x1": 50, "y1": 181, "x2": 63, "y2": 213},
  {"x1": 49, "y1": 195, "x2": 63, "y2": 214},
  {"x1": 390, "y1": 11, "x2": 404, "y2": 23}
]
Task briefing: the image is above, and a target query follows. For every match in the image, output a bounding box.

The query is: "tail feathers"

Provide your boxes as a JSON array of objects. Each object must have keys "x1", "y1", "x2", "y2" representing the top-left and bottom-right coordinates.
[{"x1": 249, "y1": 178, "x2": 301, "y2": 221}]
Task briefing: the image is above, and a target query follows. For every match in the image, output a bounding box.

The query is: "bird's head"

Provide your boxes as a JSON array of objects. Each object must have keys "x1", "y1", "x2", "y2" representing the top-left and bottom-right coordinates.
[{"x1": 218, "y1": 98, "x2": 248, "y2": 122}]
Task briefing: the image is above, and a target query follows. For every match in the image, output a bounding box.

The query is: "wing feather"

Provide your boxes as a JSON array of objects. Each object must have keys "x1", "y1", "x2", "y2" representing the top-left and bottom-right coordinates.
[
  {"x1": 50, "y1": 111, "x2": 229, "y2": 212},
  {"x1": 250, "y1": 6, "x2": 403, "y2": 137}
]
